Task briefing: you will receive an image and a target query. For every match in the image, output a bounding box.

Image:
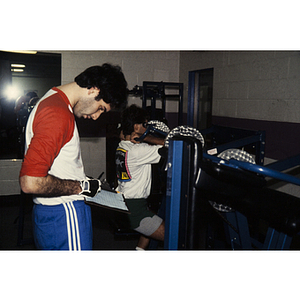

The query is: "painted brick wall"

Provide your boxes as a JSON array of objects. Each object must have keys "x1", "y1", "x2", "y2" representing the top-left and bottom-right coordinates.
[{"x1": 179, "y1": 51, "x2": 300, "y2": 123}]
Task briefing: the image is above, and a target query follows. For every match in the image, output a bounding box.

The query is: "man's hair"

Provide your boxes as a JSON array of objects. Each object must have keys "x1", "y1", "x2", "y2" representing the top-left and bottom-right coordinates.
[
  {"x1": 75, "y1": 63, "x2": 128, "y2": 110},
  {"x1": 121, "y1": 104, "x2": 149, "y2": 136}
]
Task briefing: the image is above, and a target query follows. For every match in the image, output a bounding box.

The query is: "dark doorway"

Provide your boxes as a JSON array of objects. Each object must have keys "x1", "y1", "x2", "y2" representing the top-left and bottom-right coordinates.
[{"x1": 187, "y1": 68, "x2": 213, "y2": 130}]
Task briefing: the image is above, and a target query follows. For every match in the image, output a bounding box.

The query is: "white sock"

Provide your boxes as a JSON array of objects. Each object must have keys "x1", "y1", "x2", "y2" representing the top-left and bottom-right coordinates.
[{"x1": 135, "y1": 246, "x2": 145, "y2": 251}]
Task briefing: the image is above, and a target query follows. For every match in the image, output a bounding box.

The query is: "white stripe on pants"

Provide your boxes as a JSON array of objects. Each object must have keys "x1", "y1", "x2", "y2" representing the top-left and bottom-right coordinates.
[{"x1": 63, "y1": 202, "x2": 81, "y2": 250}]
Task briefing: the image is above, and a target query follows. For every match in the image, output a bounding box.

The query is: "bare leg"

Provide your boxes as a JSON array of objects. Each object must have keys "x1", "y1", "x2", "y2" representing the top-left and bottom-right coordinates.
[
  {"x1": 137, "y1": 235, "x2": 150, "y2": 249},
  {"x1": 149, "y1": 221, "x2": 165, "y2": 241}
]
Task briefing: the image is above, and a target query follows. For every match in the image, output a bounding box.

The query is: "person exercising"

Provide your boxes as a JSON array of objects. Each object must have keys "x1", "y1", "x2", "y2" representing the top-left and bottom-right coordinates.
[{"x1": 115, "y1": 104, "x2": 167, "y2": 250}]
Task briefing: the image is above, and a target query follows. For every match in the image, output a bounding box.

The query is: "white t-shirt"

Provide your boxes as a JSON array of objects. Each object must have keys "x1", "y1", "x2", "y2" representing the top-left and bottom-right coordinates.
[{"x1": 116, "y1": 140, "x2": 162, "y2": 199}]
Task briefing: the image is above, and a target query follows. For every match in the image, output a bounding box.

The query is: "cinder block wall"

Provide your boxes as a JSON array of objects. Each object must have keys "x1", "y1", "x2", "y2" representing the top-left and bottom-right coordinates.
[{"x1": 179, "y1": 51, "x2": 300, "y2": 122}]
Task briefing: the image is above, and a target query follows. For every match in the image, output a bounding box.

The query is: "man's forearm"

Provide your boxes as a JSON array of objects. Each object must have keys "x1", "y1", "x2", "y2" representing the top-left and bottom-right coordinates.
[
  {"x1": 20, "y1": 174, "x2": 82, "y2": 197},
  {"x1": 130, "y1": 131, "x2": 165, "y2": 145},
  {"x1": 143, "y1": 135, "x2": 165, "y2": 145}
]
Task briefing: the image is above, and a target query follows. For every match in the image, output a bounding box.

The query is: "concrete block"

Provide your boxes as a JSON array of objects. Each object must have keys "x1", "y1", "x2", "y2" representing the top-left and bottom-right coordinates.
[
  {"x1": 288, "y1": 55, "x2": 300, "y2": 78},
  {"x1": 0, "y1": 180, "x2": 21, "y2": 196},
  {"x1": 227, "y1": 51, "x2": 276, "y2": 66},
  {"x1": 216, "y1": 99, "x2": 237, "y2": 117},
  {"x1": 258, "y1": 99, "x2": 291, "y2": 122},
  {"x1": 154, "y1": 69, "x2": 170, "y2": 82},
  {"x1": 274, "y1": 51, "x2": 300, "y2": 59},
  {"x1": 228, "y1": 81, "x2": 248, "y2": 99},
  {"x1": 0, "y1": 159, "x2": 22, "y2": 195},
  {"x1": 123, "y1": 58, "x2": 153, "y2": 79},
  {"x1": 236, "y1": 100, "x2": 261, "y2": 120},
  {"x1": 0, "y1": 160, "x2": 22, "y2": 180},
  {"x1": 247, "y1": 79, "x2": 287, "y2": 100},
  {"x1": 256, "y1": 57, "x2": 289, "y2": 80}
]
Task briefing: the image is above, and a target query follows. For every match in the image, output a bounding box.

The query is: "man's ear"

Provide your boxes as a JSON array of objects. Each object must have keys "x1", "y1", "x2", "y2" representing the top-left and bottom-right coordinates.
[{"x1": 88, "y1": 87, "x2": 100, "y2": 95}]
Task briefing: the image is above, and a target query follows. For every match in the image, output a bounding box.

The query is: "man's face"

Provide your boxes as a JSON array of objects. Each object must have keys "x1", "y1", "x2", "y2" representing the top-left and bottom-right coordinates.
[
  {"x1": 134, "y1": 120, "x2": 148, "y2": 135},
  {"x1": 74, "y1": 94, "x2": 111, "y2": 120}
]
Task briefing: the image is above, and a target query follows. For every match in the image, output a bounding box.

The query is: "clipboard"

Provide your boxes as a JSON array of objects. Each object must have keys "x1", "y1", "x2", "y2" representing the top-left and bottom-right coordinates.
[{"x1": 84, "y1": 188, "x2": 130, "y2": 214}]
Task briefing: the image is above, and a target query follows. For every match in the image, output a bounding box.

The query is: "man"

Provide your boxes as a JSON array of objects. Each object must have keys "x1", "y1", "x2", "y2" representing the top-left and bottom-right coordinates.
[
  {"x1": 19, "y1": 63, "x2": 128, "y2": 250},
  {"x1": 115, "y1": 105, "x2": 167, "y2": 250}
]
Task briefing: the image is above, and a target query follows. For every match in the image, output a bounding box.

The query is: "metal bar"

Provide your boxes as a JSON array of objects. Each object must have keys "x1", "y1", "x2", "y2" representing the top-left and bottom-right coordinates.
[
  {"x1": 224, "y1": 212, "x2": 241, "y2": 249},
  {"x1": 161, "y1": 93, "x2": 166, "y2": 118},
  {"x1": 266, "y1": 154, "x2": 300, "y2": 171},
  {"x1": 230, "y1": 159, "x2": 300, "y2": 186},
  {"x1": 151, "y1": 96, "x2": 156, "y2": 120},
  {"x1": 202, "y1": 152, "x2": 300, "y2": 186},
  {"x1": 263, "y1": 228, "x2": 276, "y2": 249},
  {"x1": 276, "y1": 232, "x2": 290, "y2": 250},
  {"x1": 187, "y1": 71, "x2": 195, "y2": 126},
  {"x1": 165, "y1": 140, "x2": 184, "y2": 250},
  {"x1": 142, "y1": 82, "x2": 147, "y2": 110},
  {"x1": 255, "y1": 131, "x2": 266, "y2": 165},
  {"x1": 178, "y1": 83, "x2": 183, "y2": 125},
  {"x1": 235, "y1": 211, "x2": 252, "y2": 249},
  {"x1": 263, "y1": 228, "x2": 292, "y2": 250},
  {"x1": 280, "y1": 234, "x2": 292, "y2": 250}
]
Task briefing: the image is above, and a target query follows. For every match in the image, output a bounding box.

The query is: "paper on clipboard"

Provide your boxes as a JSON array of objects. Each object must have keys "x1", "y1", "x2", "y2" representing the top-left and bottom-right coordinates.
[{"x1": 84, "y1": 189, "x2": 130, "y2": 214}]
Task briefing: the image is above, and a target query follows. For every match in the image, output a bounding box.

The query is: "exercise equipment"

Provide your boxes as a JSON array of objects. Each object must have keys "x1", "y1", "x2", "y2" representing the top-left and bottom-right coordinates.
[
  {"x1": 129, "y1": 81, "x2": 184, "y2": 127},
  {"x1": 164, "y1": 126, "x2": 300, "y2": 250},
  {"x1": 134, "y1": 120, "x2": 170, "y2": 142}
]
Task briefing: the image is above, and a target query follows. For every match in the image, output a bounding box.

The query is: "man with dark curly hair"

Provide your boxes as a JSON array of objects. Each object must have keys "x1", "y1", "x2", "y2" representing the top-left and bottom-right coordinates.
[{"x1": 19, "y1": 63, "x2": 128, "y2": 250}]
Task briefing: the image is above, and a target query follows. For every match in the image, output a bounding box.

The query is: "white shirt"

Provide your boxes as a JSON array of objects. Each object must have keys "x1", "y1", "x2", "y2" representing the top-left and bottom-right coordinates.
[{"x1": 116, "y1": 140, "x2": 162, "y2": 199}]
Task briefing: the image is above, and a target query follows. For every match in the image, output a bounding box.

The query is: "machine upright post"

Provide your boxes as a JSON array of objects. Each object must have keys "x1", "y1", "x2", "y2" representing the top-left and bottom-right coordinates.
[
  {"x1": 164, "y1": 140, "x2": 184, "y2": 250},
  {"x1": 256, "y1": 130, "x2": 266, "y2": 165}
]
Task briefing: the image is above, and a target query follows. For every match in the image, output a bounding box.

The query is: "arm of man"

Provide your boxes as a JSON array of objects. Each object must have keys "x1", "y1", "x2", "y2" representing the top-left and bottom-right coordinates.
[
  {"x1": 141, "y1": 134, "x2": 165, "y2": 145},
  {"x1": 19, "y1": 96, "x2": 87, "y2": 198},
  {"x1": 130, "y1": 131, "x2": 165, "y2": 145},
  {"x1": 20, "y1": 174, "x2": 81, "y2": 197},
  {"x1": 130, "y1": 123, "x2": 165, "y2": 145}
]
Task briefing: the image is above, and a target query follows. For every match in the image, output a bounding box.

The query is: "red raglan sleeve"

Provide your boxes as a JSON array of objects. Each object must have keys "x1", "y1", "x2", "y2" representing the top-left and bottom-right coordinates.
[{"x1": 20, "y1": 96, "x2": 74, "y2": 178}]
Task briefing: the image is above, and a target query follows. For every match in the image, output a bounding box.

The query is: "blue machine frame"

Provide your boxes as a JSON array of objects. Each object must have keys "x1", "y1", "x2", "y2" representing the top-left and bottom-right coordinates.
[
  {"x1": 164, "y1": 140, "x2": 184, "y2": 250},
  {"x1": 164, "y1": 127, "x2": 300, "y2": 250}
]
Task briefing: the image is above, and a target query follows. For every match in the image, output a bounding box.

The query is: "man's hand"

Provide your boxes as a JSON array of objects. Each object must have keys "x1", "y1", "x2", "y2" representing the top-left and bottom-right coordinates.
[
  {"x1": 79, "y1": 178, "x2": 101, "y2": 197},
  {"x1": 130, "y1": 131, "x2": 142, "y2": 143}
]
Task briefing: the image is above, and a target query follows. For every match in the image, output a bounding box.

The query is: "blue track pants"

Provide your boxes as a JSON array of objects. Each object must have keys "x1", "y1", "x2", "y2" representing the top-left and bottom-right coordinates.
[{"x1": 32, "y1": 201, "x2": 93, "y2": 250}]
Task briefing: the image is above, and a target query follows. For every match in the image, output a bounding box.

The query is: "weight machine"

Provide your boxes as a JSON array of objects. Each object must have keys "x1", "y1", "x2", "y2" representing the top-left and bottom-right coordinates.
[
  {"x1": 164, "y1": 126, "x2": 300, "y2": 250},
  {"x1": 129, "y1": 81, "x2": 184, "y2": 127},
  {"x1": 122, "y1": 80, "x2": 300, "y2": 250}
]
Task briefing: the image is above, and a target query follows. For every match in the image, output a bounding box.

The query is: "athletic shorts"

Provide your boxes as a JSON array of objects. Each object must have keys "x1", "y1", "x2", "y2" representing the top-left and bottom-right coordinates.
[
  {"x1": 125, "y1": 198, "x2": 163, "y2": 236},
  {"x1": 32, "y1": 200, "x2": 93, "y2": 250}
]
